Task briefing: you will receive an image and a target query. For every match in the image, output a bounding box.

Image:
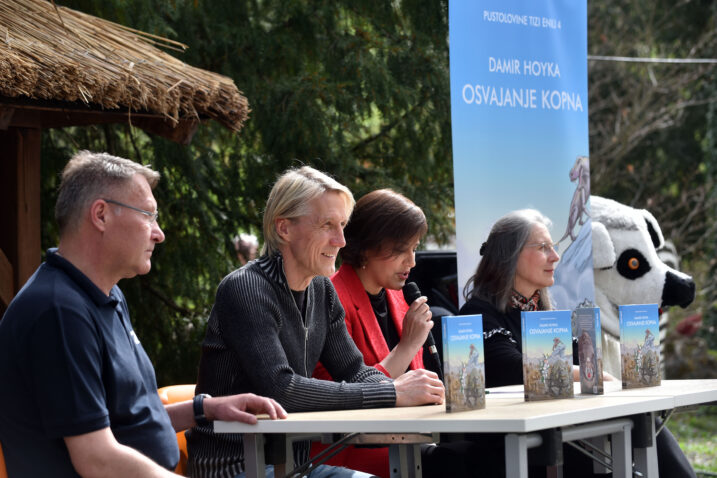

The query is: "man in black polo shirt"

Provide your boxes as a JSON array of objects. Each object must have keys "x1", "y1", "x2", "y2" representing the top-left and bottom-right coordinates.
[{"x1": 0, "y1": 151, "x2": 286, "y2": 477}]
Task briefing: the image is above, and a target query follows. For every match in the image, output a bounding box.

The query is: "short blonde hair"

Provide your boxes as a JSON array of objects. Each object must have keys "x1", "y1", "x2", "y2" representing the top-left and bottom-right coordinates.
[
  {"x1": 55, "y1": 151, "x2": 160, "y2": 236},
  {"x1": 262, "y1": 166, "x2": 354, "y2": 256}
]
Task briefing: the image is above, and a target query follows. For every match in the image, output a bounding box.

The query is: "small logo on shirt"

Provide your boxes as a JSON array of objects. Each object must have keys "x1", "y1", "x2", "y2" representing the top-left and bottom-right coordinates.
[{"x1": 129, "y1": 330, "x2": 141, "y2": 345}]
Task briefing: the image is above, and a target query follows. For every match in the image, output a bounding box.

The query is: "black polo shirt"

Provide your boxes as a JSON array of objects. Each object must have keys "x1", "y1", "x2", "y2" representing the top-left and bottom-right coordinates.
[{"x1": 0, "y1": 249, "x2": 178, "y2": 477}]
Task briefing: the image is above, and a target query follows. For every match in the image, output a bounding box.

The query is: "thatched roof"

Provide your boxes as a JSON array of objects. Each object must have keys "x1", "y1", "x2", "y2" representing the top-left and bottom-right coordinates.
[{"x1": 0, "y1": 0, "x2": 249, "y2": 134}]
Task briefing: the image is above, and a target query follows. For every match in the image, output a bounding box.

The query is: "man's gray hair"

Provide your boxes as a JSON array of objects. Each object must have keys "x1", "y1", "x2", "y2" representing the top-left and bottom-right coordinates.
[
  {"x1": 55, "y1": 151, "x2": 160, "y2": 236},
  {"x1": 465, "y1": 209, "x2": 554, "y2": 312},
  {"x1": 262, "y1": 166, "x2": 354, "y2": 256}
]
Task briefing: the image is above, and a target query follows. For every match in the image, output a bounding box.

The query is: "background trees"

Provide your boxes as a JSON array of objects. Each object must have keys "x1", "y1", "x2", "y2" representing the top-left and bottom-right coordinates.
[
  {"x1": 42, "y1": 0, "x2": 716, "y2": 384},
  {"x1": 587, "y1": 0, "x2": 717, "y2": 351},
  {"x1": 44, "y1": 0, "x2": 453, "y2": 384}
]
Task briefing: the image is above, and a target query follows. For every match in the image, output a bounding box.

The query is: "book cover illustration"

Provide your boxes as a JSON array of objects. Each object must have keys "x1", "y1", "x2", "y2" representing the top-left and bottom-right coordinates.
[
  {"x1": 575, "y1": 307, "x2": 604, "y2": 394},
  {"x1": 442, "y1": 314, "x2": 485, "y2": 412},
  {"x1": 521, "y1": 310, "x2": 574, "y2": 401},
  {"x1": 619, "y1": 304, "x2": 661, "y2": 389}
]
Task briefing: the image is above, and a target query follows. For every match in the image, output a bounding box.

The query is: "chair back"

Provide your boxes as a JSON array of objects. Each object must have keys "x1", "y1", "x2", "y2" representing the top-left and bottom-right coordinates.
[
  {"x1": 157, "y1": 384, "x2": 196, "y2": 476},
  {"x1": 0, "y1": 441, "x2": 7, "y2": 478}
]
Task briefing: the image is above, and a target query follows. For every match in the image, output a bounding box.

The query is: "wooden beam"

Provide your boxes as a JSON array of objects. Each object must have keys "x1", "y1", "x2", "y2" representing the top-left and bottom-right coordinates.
[
  {"x1": 0, "y1": 106, "x2": 15, "y2": 130},
  {"x1": 15, "y1": 128, "x2": 42, "y2": 288},
  {"x1": 1, "y1": 97, "x2": 204, "y2": 145},
  {"x1": 132, "y1": 117, "x2": 199, "y2": 145},
  {"x1": 0, "y1": 247, "x2": 13, "y2": 311},
  {"x1": 0, "y1": 127, "x2": 42, "y2": 300},
  {"x1": 6, "y1": 104, "x2": 172, "y2": 128}
]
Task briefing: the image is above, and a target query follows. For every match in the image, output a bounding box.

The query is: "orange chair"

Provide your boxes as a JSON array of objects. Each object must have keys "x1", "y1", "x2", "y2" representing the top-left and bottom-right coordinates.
[
  {"x1": 0, "y1": 441, "x2": 7, "y2": 478},
  {"x1": 158, "y1": 384, "x2": 196, "y2": 476}
]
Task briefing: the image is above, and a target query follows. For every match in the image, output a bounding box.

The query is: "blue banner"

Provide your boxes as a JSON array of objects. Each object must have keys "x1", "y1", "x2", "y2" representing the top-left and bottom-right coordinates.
[{"x1": 450, "y1": 0, "x2": 594, "y2": 311}]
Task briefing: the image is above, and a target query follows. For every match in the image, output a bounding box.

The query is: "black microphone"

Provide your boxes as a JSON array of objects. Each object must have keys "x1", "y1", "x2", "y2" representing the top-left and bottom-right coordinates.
[{"x1": 402, "y1": 282, "x2": 443, "y2": 382}]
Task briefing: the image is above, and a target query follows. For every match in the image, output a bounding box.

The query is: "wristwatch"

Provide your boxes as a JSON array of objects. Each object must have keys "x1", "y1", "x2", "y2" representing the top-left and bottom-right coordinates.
[{"x1": 193, "y1": 393, "x2": 212, "y2": 427}]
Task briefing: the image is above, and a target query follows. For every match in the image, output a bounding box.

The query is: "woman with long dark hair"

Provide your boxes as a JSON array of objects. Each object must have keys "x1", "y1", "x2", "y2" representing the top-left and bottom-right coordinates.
[
  {"x1": 460, "y1": 209, "x2": 560, "y2": 388},
  {"x1": 459, "y1": 209, "x2": 695, "y2": 478}
]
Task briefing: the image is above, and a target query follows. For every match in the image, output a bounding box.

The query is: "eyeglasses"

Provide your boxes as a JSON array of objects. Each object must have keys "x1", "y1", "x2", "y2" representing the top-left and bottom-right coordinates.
[
  {"x1": 103, "y1": 198, "x2": 159, "y2": 224},
  {"x1": 524, "y1": 241, "x2": 559, "y2": 254}
]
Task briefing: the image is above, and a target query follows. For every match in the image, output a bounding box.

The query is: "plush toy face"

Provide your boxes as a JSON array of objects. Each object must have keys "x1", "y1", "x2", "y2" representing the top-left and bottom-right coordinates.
[
  {"x1": 594, "y1": 226, "x2": 673, "y2": 307},
  {"x1": 590, "y1": 196, "x2": 696, "y2": 378},
  {"x1": 591, "y1": 196, "x2": 695, "y2": 317}
]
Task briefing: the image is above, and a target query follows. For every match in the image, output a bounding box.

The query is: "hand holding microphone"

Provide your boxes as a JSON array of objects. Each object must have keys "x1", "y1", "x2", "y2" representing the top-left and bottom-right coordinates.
[
  {"x1": 402, "y1": 282, "x2": 443, "y2": 382},
  {"x1": 400, "y1": 294, "x2": 433, "y2": 351}
]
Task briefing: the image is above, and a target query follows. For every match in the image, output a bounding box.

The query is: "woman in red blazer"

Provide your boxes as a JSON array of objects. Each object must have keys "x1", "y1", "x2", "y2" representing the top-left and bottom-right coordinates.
[
  {"x1": 313, "y1": 190, "x2": 496, "y2": 478},
  {"x1": 314, "y1": 189, "x2": 432, "y2": 381}
]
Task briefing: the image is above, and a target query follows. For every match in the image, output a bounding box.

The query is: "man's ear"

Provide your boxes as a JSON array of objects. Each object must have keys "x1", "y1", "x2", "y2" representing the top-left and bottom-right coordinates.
[
  {"x1": 89, "y1": 199, "x2": 109, "y2": 232},
  {"x1": 275, "y1": 217, "x2": 291, "y2": 242}
]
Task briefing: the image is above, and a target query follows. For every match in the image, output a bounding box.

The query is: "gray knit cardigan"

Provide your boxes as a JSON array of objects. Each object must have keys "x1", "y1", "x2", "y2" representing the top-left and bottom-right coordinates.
[{"x1": 186, "y1": 253, "x2": 396, "y2": 477}]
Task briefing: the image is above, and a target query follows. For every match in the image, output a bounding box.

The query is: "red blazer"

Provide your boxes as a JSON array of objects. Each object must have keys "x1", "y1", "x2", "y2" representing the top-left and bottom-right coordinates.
[
  {"x1": 315, "y1": 263, "x2": 424, "y2": 379},
  {"x1": 311, "y1": 264, "x2": 424, "y2": 478}
]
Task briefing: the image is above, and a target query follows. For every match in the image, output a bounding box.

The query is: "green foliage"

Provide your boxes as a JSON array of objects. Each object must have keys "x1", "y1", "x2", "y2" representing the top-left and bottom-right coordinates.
[
  {"x1": 701, "y1": 71, "x2": 717, "y2": 350},
  {"x1": 41, "y1": 0, "x2": 717, "y2": 386},
  {"x1": 45, "y1": 0, "x2": 452, "y2": 385},
  {"x1": 670, "y1": 406, "x2": 717, "y2": 473},
  {"x1": 587, "y1": 0, "x2": 717, "y2": 352}
]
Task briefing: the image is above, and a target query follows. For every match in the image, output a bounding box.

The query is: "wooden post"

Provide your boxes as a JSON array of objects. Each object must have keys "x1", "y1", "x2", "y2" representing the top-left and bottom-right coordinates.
[{"x1": 0, "y1": 127, "x2": 41, "y2": 314}]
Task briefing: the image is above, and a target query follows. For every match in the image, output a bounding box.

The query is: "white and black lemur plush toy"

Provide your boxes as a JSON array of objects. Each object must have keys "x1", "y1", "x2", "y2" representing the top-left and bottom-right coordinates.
[{"x1": 590, "y1": 196, "x2": 696, "y2": 378}]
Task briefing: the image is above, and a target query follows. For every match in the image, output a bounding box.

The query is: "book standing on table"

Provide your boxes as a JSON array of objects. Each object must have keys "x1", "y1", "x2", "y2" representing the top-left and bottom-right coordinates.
[
  {"x1": 619, "y1": 304, "x2": 661, "y2": 389},
  {"x1": 576, "y1": 307, "x2": 604, "y2": 395},
  {"x1": 442, "y1": 314, "x2": 486, "y2": 412},
  {"x1": 521, "y1": 310, "x2": 574, "y2": 401}
]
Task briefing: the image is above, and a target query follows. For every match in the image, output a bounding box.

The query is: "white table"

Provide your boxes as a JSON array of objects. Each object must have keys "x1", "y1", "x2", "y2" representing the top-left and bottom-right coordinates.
[{"x1": 215, "y1": 379, "x2": 717, "y2": 478}]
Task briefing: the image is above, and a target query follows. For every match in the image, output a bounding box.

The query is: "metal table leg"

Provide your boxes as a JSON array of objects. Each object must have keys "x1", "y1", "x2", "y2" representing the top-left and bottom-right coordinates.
[
  {"x1": 633, "y1": 412, "x2": 659, "y2": 477},
  {"x1": 389, "y1": 443, "x2": 423, "y2": 478},
  {"x1": 610, "y1": 422, "x2": 633, "y2": 478},
  {"x1": 505, "y1": 433, "x2": 543, "y2": 478},
  {"x1": 244, "y1": 433, "x2": 267, "y2": 478}
]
